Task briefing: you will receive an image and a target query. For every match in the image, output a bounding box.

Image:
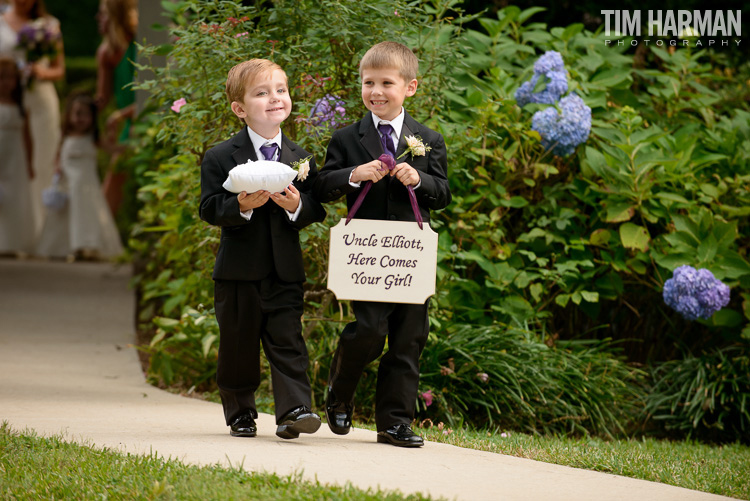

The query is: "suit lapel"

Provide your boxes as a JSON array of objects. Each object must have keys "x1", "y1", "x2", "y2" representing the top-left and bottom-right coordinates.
[
  {"x1": 396, "y1": 111, "x2": 421, "y2": 158},
  {"x1": 231, "y1": 129, "x2": 257, "y2": 165},
  {"x1": 279, "y1": 134, "x2": 300, "y2": 165},
  {"x1": 359, "y1": 112, "x2": 383, "y2": 160}
]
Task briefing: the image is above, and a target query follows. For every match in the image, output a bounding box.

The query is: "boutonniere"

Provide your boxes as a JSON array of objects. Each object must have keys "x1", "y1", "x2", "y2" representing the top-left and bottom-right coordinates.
[
  {"x1": 290, "y1": 155, "x2": 312, "y2": 181},
  {"x1": 398, "y1": 135, "x2": 431, "y2": 159}
]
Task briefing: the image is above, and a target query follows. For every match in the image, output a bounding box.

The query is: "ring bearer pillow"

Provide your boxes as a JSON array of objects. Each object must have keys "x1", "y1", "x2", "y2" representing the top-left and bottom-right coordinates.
[{"x1": 222, "y1": 160, "x2": 296, "y2": 194}]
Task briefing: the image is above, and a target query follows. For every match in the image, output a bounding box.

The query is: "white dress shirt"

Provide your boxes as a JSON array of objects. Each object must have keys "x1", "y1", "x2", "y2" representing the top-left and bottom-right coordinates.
[{"x1": 240, "y1": 126, "x2": 302, "y2": 221}]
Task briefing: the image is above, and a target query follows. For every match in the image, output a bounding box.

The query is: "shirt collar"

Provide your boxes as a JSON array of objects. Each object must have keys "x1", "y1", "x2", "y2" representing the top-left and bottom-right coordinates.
[
  {"x1": 246, "y1": 126, "x2": 282, "y2": 156},
  {"x1": 371, "y1": 108, "x2": 405, "y2": 139}
]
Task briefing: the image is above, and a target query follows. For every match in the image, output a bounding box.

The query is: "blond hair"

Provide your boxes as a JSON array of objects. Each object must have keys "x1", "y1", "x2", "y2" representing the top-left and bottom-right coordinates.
[
  {"x1": 225, "y1": 59, "x2": 285, "y2": 104},
  {"x1": 102, "y1": 0, "x2": 138, "y2": 51},
  {"x1": 359, "y1": 41, "x2": 418, "y2": 82}
]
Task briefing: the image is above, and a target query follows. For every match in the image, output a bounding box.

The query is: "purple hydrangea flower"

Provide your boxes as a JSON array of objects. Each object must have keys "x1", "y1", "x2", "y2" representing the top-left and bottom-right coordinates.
[
  {"x1": 531, "y1": 94, "x2": 591, "y2": 156},
  {"x1": 515, "y1": 51, "x2": 569, "y2": 107},
  {"x1": 309, "y1": 94, "x2": 346, "y2": 130},
  {"x1": 663, "y1": 265, "x2": 731, "y2": 320}
]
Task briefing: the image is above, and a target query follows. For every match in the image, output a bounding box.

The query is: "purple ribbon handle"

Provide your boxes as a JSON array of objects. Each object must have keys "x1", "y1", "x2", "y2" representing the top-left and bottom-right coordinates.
[{"x1": 345, "y1": 154, "x2": 423, "y2": 229}]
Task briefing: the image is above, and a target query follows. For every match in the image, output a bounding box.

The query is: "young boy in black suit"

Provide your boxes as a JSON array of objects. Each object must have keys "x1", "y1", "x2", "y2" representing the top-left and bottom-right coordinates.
[
  {"x1": 199, "y1": 59, "x2": 325, "y2": 439},
  {"x1": 313, "y1": 42, "x2": 451, "y2": 447}
]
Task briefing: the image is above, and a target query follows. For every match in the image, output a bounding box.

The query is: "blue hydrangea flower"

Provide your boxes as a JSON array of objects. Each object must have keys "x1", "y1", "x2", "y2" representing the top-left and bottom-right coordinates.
[
  {"x1": 531, "y1": 94, "x2": 591, "y2": 156},
  {"x1": 533, "y1": 51, "x2": 565, "y2": 74},
  {"x1": 308, "y1": 94, "x2": 346, "y2": 130},
  {"x1": 515, "y1": 51, "x2": 568, "y2": 107},
  {"x1": 663, "y1": 265, "x2": 731, "y2": 321}
]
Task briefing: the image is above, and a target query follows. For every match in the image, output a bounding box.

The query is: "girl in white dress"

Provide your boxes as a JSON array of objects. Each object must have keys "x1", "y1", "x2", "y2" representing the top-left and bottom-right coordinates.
[
  {"x1": 0, "y1": 56, "x2": 34, "y2": 255},
  {"x1": 37, "y1": 93, "x2": 123, "y2": 260},
  {"x1": 0, "y1": 0, "x2": 64, "y2": 233}
]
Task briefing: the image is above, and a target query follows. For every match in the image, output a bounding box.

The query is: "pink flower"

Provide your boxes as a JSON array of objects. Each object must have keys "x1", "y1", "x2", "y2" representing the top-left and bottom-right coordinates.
[
  {"x1": 500, "y1": 432, "x2": 510, "y2": 438},
  {"x1": 171, "y1": 98, "x2": 187, "y2": 113},
  {"x1": 477, "y1": 372, "x2": 489, "y2": 383},
  {"x1": 421, "y1": 390, "x2": 433, "y2": 407},
  {"x1": 235, "y1": 32, "x2": 248, "y2": 38}
]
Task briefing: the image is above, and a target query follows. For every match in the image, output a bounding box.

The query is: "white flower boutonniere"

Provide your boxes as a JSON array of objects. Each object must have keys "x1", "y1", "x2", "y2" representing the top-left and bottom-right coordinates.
[
  {"x1": 291, "y1": 155, "x2": 312, "y2": 181},
  {"x1": 398, "y1": 135, "x2": 431, "y2": 160}
]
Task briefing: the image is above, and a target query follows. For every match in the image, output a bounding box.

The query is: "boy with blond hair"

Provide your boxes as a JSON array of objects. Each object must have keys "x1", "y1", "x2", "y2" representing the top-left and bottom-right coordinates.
[
  {"x1": 200, "y1": 58, "x2": 325, "y2": 439},
  {"x1": 314, "y1": 42, "x2": 451, "y2": 447}
]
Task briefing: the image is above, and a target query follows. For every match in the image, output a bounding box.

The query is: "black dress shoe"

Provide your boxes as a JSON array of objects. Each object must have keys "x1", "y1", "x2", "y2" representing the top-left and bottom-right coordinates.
[
  {"x1": 325, "y1": 387, "x2": 353, "y2": 435},
  {"x1": 229, "y1": 414, "x2": 257, "y2": 437},
  {"x1": 276, "y1": 406, "x2": 322, "y2": 439},
  {"x1": 377, "y1": 424, "x2": 424, "y2": 447}
]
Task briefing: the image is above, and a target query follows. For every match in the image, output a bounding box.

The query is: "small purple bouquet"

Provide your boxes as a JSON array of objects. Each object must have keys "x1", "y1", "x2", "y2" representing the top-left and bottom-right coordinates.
[
  {"x1": 16, "y1": 19, "x2": 61, "y2": 64},
  {"x1": 663, "y1": 265, "x2": 731, "y2": 321}
]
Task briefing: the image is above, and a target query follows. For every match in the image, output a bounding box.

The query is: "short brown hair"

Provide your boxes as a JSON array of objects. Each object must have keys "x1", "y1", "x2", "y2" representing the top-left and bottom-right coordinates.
[
  {"x1": 225, "y1": 59, "x2": 285, "y2": 104},
  {"x1": 359, "y1": 41, "x2": 418, "y2": 82}
]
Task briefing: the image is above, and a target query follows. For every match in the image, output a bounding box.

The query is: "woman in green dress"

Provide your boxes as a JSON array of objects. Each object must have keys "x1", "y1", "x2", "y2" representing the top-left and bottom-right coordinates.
[{"x1": 95, "y1": 0, "x2": 136, "y2": 215}]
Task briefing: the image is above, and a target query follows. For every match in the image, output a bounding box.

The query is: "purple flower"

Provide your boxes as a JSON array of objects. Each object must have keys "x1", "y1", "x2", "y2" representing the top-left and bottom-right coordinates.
[
  {"x1": 515, "y1": 51, "x2": 568, "y2": 107},
  {"x1": 16, "y1": 20, "x2": 60, "y2": 63},
  {"x1": 531, "y1": 94, "x2": 591, "y2": 156},
  {"x1": 421, "y1": 390, "x2": 433, "y2": 407},
  {"x1": 663, "y1": 265, "x2": 731, "y2": 320},
  {"x1": 309, "y1": 94, "x2": 346, "y2": 130}
]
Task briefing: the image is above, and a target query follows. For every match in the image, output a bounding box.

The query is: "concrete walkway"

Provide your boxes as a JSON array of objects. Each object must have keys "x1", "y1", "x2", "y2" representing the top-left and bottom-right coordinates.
[{"x1": 0, "y1": 259, "x2": 733, "y2": 501}]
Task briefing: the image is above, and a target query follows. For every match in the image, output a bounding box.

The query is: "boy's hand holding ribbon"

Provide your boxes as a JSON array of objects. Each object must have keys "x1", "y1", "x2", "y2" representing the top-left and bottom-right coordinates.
[{"x1": 347, "y1": 153, "x2": 424, "y2": 229}]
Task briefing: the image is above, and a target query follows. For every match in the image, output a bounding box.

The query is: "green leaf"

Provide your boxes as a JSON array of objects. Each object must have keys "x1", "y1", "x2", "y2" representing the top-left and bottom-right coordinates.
[
  {"x1": 581, "y1": 291, "x2": 600, "y2": 303},
  {"x1": 590, "y1": 229, "x2": 611, "y2": 246},
  {"x1": 555, "y1": 294, "x2": 571, "y2": 307},
  {"x1": 655, "y1": 192, "x2": 690, "y2": 204},
  {"x1": 530, "y1": 283, "x2": 543, "y2": 302},
  {"x1": 619, "y1": 223, "x2": 650, "y2": 251},
  {"x1": 153, "y1": 317, "x2": 179, "y2": 329},
  {"x1": 699, "y1": 183, "x2": 720, "y2": 199},
  {"x1": 605, "y1": 203, "x2": 634, "y2": 223},
  {"x1": 561, "y1": 23, "x2": 584, "y2": 41},
  {"x1": 201, "y1": 334, "x2": 217, "y2": 358}
]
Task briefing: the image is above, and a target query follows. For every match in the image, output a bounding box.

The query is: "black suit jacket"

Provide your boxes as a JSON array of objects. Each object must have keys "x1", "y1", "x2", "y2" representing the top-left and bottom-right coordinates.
[
  {"x1": 199, "y1": 129, "x2": 326, "y2": 282},
  {"x1": 313, "y1": 111, "x2": 451, "y2": 223}
]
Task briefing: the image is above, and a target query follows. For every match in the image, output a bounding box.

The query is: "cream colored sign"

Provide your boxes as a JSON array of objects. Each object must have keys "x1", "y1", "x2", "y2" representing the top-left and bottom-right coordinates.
[{"x1": 327, "y1": 218, "x2": 438, "y2": 304}]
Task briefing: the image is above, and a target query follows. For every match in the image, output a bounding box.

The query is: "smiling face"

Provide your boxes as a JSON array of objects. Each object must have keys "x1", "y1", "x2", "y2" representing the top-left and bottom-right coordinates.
[
  {"x1": 230, "y1": 68, "x2": 291, "y2": 139},
  {"x1": 360, "y1": 66, "x2": 417, "y2": 122}
]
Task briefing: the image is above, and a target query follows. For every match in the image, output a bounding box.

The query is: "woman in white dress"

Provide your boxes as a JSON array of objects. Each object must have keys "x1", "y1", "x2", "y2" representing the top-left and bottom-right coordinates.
[
  {"x1": 0, "y1": 56, "x2": 35, "y2": 255},
  {"x1": 37, "y1": 93, "x2": 122, "y2": 259},
  {"x1": 0, "y1": 0, "x2": 63, "y2": 233}
]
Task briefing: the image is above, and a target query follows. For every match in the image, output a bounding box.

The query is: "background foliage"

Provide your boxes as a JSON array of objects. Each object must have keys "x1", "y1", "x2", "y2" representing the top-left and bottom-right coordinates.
[{"x1": 129, "y1": 1, "x2": 750, "y2": 442}]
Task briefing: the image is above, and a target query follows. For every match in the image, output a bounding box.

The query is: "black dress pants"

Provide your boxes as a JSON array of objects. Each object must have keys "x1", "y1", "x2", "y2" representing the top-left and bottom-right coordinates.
[
  {"x1": 328, "y1": 299, "x2": 429, "y2": 431},
  {"x1": 214, "y1": 275, "x2": 311, "y2": 425}
]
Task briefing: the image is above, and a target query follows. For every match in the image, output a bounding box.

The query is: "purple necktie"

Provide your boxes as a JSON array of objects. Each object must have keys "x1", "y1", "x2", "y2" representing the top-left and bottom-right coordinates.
[
  {"x1": 378, "y1": 123, "x2": 397, "y2": 158},
  {"x1": 260, "y1": 142, "x2": 278, "y2": 161}
]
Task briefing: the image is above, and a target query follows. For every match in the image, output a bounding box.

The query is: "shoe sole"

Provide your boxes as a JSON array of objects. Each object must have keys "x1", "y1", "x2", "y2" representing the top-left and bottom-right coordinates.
[
  {"x1": 376, "y1": 435, "x2": 424, "y2": 447},
  {"x1": 230, "y1": 430, "x2": 257, "y2": 437},
  {"x1": 276, "y1": 414, "x2": 322, "y2": 439},
  {"x1": 326, "y1": 420, "x2": 351, "y2": 435}
]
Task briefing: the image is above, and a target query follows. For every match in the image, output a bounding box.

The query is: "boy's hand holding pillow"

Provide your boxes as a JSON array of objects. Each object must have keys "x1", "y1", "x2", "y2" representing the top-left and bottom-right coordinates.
[{"x1": 222, "y1": 159, "x2": 297, "y2": 194}]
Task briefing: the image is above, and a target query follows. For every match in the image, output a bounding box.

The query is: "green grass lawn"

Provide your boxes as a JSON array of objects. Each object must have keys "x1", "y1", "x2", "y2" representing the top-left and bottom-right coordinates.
[
  {"x1": 418, "y1": 425, "x2": 750, "y2": 500},
  {"x1": 0, "y1": 423, "x2": 431, "y2": 500},
  {"x1": 2, "y1": 420, "x2": 748, "y2": 500}
]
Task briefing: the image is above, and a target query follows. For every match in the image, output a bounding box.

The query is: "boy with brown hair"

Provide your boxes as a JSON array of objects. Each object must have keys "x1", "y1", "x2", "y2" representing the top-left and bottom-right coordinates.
[
  {"x1": 314, "y1": 42, "x2": 451, "y2": 447},
  {"x1": 200, "y1": 58, "x2": 325, "y2": 439}
]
